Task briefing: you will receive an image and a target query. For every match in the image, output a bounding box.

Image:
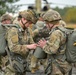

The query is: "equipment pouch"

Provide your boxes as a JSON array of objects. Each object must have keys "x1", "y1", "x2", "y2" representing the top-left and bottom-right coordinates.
[{"x1": 11, "y1": 53, "x2": 27, "y2": 73}]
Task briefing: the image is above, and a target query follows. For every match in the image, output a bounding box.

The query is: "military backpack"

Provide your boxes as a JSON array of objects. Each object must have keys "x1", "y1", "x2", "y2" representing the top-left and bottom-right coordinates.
[
  {"x1": 57, "y1": 26, "x2": 76, "y2": 63},
  {"x1": 0, "y1": 23, "x2": 27, "y2": 73},
  {"x1": 0, "y1": 23, "x2": 19, "y2": 55}
]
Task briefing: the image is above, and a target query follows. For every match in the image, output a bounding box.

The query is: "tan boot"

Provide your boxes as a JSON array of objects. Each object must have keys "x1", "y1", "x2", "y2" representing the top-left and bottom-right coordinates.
[
  {"x1": 30, "y1": 55, "x2": 38, "y2": 73},
  {"x1": 31, "y1": 66, "x2": 39, "y2": 73}
]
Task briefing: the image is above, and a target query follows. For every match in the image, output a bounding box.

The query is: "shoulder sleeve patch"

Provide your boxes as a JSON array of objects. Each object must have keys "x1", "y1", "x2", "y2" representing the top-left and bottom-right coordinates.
[{"x1": 9, "y1": 27, "x2": 18, "y2": 43}]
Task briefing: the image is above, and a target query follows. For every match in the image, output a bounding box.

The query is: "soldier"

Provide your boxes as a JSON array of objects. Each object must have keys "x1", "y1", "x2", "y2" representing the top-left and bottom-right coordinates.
[
  {"x1": 13, "y1": 10, "x2": 27, "y2": 24},
  {"x1": 34, "y1": 12, "x2": 46, "y2": 30},
  {"x1": 0, "y1": 14, "x2": 13, "y2": 24},
  {"x1": 0, "y1": 14, "x2": 13, "y2": 74},
  {"x1": 4, "y1": 11, "x2": 38, "y2": 75},
  {"x1": 30, "y1": 10, "x2": 51, "y2": 73},
  {"x1": 31, "y1": 9, "x2": 72, "y2": 75}
]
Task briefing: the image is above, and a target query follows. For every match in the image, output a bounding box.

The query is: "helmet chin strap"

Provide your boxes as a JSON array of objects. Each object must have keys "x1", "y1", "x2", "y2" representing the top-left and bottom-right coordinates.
[
  {"x1": 48, "y1": 24, "x2": 54, "y2": 30},
  {"x1": 21, "y1": 19, "x2": 28, "y2": 29}
]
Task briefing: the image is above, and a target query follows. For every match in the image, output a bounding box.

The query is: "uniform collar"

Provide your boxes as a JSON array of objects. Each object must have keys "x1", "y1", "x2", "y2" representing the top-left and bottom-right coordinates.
[{"x1": 15, "y1": 21, "x2": 24, "y2": 32}]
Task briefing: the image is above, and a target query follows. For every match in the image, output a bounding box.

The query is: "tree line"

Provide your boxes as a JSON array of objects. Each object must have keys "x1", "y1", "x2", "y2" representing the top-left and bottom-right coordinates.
[
  {"x1": 53, "y1": 6, "x2": 76, "y2": 23},
  {"x1": 0, "y1": 0, "x2": 76, "y2": 23}
]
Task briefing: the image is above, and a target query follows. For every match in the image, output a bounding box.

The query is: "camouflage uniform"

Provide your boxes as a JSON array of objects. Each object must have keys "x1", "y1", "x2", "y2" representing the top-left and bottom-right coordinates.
[
  {"x1": 30, "y1": 19, "x2": 50, "y2": 73},
  {"x1": 31, "y1": 9, "x2": 72, "y2": 75},
  {"x1": 6, "y1": 23, "x2": 34, "y2": 55},
  {"x1": 43, "y1": 29, "x2": 72, "y2": 75},
  {"x1": 43, "y1": 9, "x2": 72, "y2": 75},
  {"x1": 4, "y1": 11, "x2": 37, "y2": 75},
  {"x1": 0, "y1": 14, "x2": 13, "y2": 74}
]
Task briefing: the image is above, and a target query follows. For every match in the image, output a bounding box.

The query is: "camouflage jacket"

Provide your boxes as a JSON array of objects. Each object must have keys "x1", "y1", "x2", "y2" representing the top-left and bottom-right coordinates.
[
  {"x1": 43, "y1": 26, "x2": 66, "y2": 55},
  {"x1": 6, "y1": 22, "x2": 34, "y2": 57}
]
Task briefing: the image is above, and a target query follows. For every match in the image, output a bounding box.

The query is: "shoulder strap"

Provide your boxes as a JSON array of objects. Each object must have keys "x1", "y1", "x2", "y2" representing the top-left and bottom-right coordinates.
[
  {"x1": 57, "y1": 26, "x2": 74, "y2": 35},
  {"x1": 49, "y1": 27, "x2": 58, "y2": 35},
  {"x1": 2, "y1": 24, "x2": 19, "y2": 29}
]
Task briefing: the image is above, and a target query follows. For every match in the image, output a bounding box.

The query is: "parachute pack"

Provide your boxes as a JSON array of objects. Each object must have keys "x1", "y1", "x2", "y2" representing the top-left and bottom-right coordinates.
[
  {"x1": 57, "y1": 26, "x2": 76, "y2": 63},
  {"x1": 0, "y1": 23, "x2": 18, "y2": 56}
]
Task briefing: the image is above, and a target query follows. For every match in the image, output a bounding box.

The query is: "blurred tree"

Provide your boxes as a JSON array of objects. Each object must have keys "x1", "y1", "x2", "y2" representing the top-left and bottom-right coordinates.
[
  {"x1": 53, "y1": 7, "x2": 68, "y2": 18},
  {"x1": 0, "y1": 0, "x2": 20, "y2": 16},
  {"x1": 64, "y1": 7, "x2": 76, "y2": 23},
  {"x1": 53, "y1": 7, "x2": 76, "y2": 23}
]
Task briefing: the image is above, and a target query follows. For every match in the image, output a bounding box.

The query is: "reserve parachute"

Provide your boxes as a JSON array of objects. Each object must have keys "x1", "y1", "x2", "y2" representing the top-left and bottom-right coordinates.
[
  {"x1": 0, "y1": 23, "x2": 18, "y2": 55},
  {"x1": 58, "y1": 26, "x2": 76, "y2": 63},
  {"x1": 0, "y1": 23, "x2": 7, "y2": 55},
  {"x1": 65, "y1": 29, "x2": 76, "y2": 63}
]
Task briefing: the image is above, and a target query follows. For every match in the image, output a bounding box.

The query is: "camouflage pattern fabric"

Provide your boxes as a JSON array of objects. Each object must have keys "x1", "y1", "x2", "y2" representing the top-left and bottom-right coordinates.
[
  {"x1": 30, "y1": 9, "x2": 72, "y2": 75},
  {"x1": 21, "y1": 10, "x2": 37, "y2": 24},
  {"x1": 43, "y1": 9, "x2": 61, "y2": 22},
  {"x1": 43, "y1": 28, "x2": 72, "y2": 75},
  {"x1": 35, "y1": 21, "x2": 45, "y2": 30},
  {"x1": 0, "y1": 56, "x2": 8, "y2": 68},
  {"x1": 0, "y1": 14, "x2": 12, "y2": 22},
  {"x1": 4, "y1": 64, "x2": 16, "y2": 75},
  {"x1": 43, "y1": 29, "x2": 64, "y2": 54},
  {"x1": 6, "y1": 22, "x2": 34, "y2": 56},
  {"x1": 4, "y1": 22, "x2": 34, "y2": 75}
]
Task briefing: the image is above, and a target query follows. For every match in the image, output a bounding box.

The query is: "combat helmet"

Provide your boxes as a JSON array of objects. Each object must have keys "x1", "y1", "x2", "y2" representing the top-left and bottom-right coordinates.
[
  {"x1": 1, "y1": 14, "x2": 12, "y2": 22},
  {"x1": 36, "y1": 21, "x2": 45, "y2": 30},
  {"x1": 43, "y1": 9, "x2": 61, "y2": 22},
  {"x1": 27, "y1": 9, "x2": 38, "y2": 24},
  {"x1": 18, "y1": 10, "x2": 27, "y2": 18},
  {"x1": 20, "y1": 10, "x2": 38, "y2": 24}
]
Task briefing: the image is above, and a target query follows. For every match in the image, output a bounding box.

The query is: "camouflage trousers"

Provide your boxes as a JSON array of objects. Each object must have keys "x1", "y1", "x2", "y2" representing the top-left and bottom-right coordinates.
[
  {"x1": 0, "y1": 56, "x2": 8, "y2": 68},
  {"x1": 4, "y1": 64, "x2": 16, "y2": 75},
  {"x1": 4, "y1": 64, "x2": 26, "y2": 75},
  {"x1": 51, "y1": 60, "x2": 72, "y2": 75},
  {"x1": 30, "y1": 47, "x2": 47, "y2": 70},
  {"x1": 30, "y1": 55, "x2": 72, "y2": 75},
  {"x1": 30, "y1": 55, "x2": 49, "y2": 74}
]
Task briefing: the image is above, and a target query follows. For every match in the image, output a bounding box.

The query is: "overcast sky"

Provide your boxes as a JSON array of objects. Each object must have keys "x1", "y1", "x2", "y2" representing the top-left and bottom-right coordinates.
[{"x1": 14, "y1": 0, "x2": 76, "y2": 11}]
